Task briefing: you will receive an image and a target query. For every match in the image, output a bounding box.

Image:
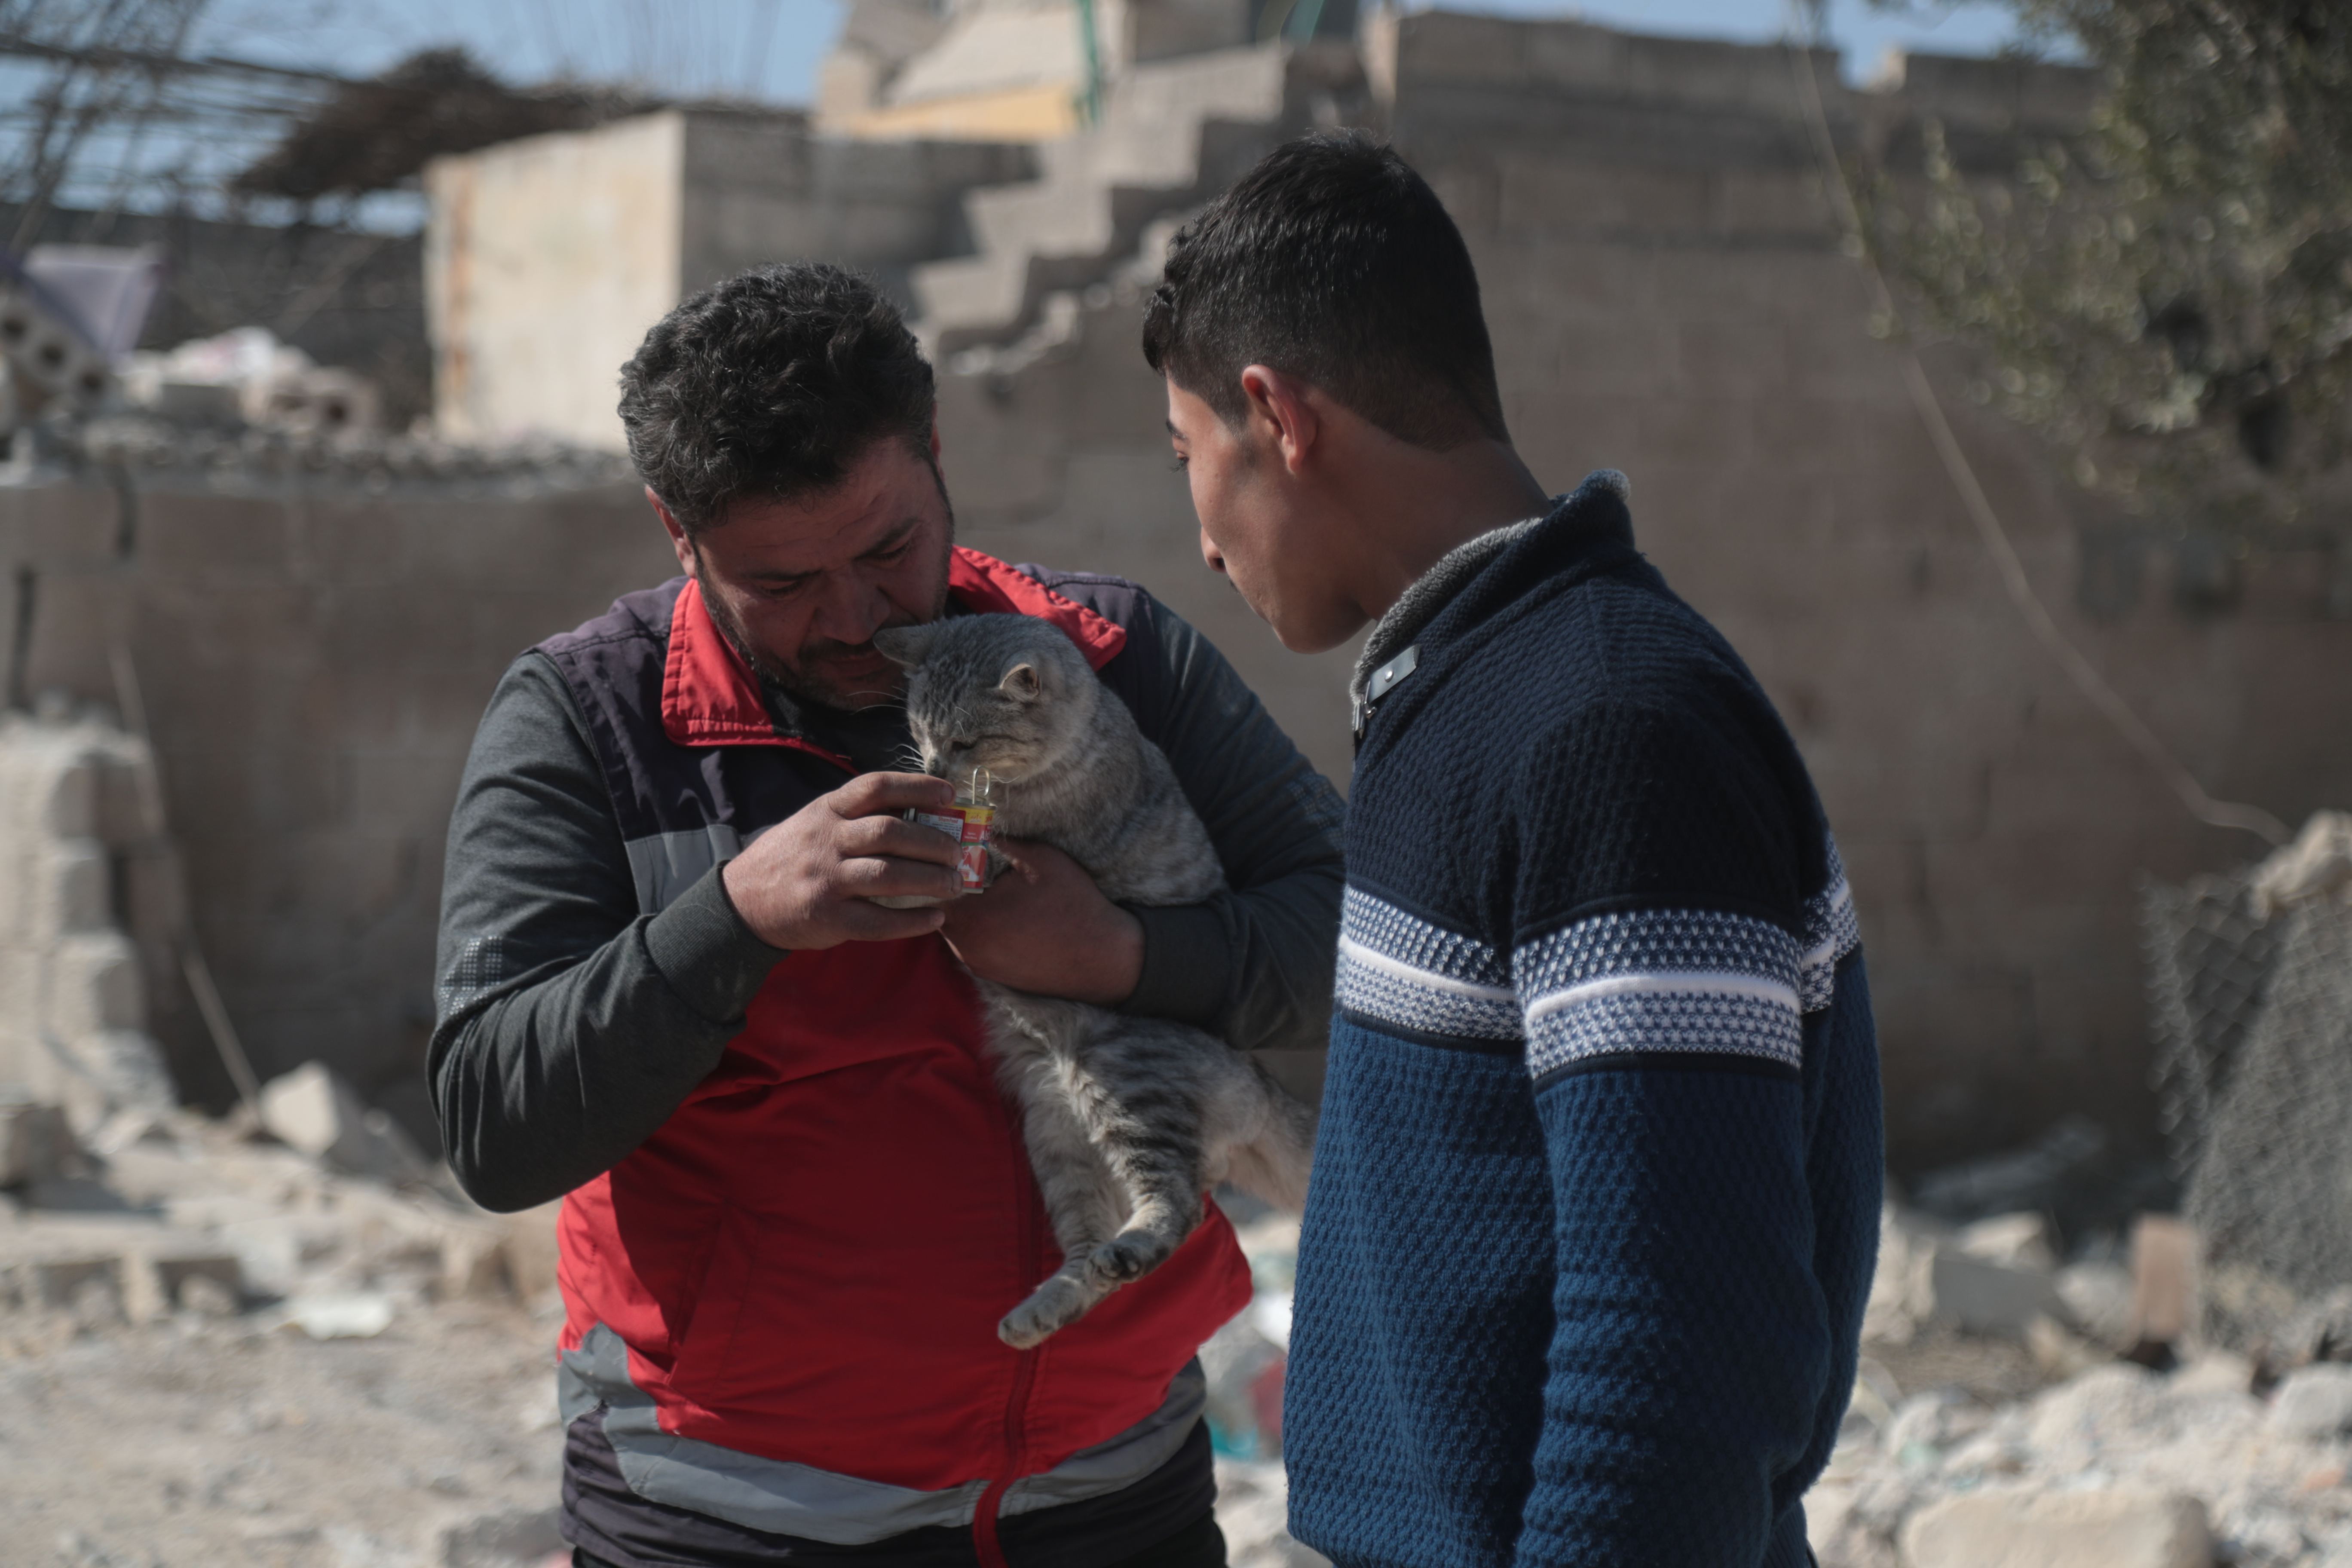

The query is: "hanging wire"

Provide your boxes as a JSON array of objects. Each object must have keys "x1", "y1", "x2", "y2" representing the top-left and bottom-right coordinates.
[{"x1": 1780, "y1": 33, "x2": 2291, "y2": 847}]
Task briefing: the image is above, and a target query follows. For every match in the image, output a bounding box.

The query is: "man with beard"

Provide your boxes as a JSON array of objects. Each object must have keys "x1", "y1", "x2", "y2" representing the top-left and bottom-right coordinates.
[{"x1": 428, "y1": 263, "x2": 1344, "y2": 1568}]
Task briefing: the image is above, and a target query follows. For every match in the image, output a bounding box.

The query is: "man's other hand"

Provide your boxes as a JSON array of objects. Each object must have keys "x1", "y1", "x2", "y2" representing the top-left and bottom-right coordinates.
[
  {"x1": 941, "y1": 839, "x2": 1145, "y2": 1006},
  {"x1": 722, "y1": 773, "x2": 963, "y2": 949}
]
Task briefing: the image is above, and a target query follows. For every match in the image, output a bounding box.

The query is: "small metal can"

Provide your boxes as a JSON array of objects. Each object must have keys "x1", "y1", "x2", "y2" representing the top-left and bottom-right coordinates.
[{"x1": 905, "y1": 769, "x2": 998, "y2": 895}]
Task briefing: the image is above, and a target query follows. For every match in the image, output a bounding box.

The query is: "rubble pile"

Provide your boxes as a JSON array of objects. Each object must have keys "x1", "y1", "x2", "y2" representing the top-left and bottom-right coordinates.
[
  {"x1": 0, "y1": 1065, "x2": 551, "y2": 1357},
  {"x1": 0, "y1": 1069, "x2": 1321, "y2": 1566},
  {"x1": 1814, "y1": 1198, "x2": 2352, "y2": 1568},
  {"x1": 0, "y1": 1063, "x2": 569, "y2": 1567},
  {"x1": 2, "y1": 323, "x2": 634, "y2": 495}
]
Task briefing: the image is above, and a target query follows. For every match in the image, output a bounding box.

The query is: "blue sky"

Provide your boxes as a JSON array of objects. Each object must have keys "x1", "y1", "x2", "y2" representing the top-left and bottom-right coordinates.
[
  {"x1": 208, "y1": 0, "x2": 2033, "y2": 104},
  {"x1": 4, "y1": 0, "x2": 2038, "y2": 227}
]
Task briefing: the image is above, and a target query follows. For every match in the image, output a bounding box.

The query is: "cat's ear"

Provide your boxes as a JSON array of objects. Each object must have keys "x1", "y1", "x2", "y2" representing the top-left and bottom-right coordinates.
[
  {"x1": 871, "y1": 624, "x2": 933, "y2": 667},
  {"x1": 997, "y1": 661, "x2": 1042, "y2": 701}
]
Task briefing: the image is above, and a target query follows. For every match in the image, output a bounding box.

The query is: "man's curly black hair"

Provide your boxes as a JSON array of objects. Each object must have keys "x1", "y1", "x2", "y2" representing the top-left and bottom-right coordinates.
[{"x1": 617, "y1": 263, "x2": 936, "y2": 534}]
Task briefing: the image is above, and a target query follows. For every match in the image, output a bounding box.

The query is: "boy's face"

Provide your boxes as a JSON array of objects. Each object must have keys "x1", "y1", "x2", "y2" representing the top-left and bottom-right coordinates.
[{"x1": 1165, "y1": 377, "x2": 1365, "y2": 653}]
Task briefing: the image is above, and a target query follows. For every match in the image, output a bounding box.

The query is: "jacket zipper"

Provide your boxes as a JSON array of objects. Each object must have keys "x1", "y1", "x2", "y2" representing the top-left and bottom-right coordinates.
[{"x1": 973, "y1": 1085, "x2": 1047, "y2": 1568}]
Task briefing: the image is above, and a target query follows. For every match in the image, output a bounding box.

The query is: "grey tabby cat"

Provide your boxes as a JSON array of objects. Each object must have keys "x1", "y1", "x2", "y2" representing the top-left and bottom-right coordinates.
[{"x1": 871, "y1": 613, "x2": 1318, "y2": 1350}]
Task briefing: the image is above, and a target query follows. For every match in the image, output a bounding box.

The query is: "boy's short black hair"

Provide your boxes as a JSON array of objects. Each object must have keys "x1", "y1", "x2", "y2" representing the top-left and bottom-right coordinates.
[
  {"x1": 618, "y1": 263, "x2": 935, "y2": 534},
  {"x1": 1141, "y1": 132, "x2": 1507, "y2": 450}
]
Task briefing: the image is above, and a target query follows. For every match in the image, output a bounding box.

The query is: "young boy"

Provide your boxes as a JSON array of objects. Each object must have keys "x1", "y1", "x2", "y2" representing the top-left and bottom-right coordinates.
[{"x1": 1145, "y1": 133, "x2": 1883, "y2": 1568}]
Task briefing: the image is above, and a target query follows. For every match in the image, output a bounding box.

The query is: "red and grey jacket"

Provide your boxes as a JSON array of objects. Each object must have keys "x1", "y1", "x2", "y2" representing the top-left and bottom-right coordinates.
[{"x1": 429, "y1": 548, "x2": 1347, "y2": 1562}]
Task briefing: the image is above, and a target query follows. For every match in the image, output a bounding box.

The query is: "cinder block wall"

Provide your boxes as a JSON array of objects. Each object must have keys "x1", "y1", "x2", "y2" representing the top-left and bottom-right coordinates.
[
  {"x1": 0, "y1": 476, "x2": 676, "y2": 1137},
  {"x1": 425, "y1": 111, "x2": 1032, "y2": 450},
  {"x1": 0, "y1": 712, "x2": 180, "y2": 1130}
]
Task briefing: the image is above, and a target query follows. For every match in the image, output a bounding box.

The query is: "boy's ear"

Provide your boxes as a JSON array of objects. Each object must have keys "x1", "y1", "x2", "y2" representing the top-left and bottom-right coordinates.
[
  {"x1": 871, "y1": 624, "x2": 933, "y2": 666},
  {"x1": 998, "y1": 661, "x2": 1042, "y2": 701}
]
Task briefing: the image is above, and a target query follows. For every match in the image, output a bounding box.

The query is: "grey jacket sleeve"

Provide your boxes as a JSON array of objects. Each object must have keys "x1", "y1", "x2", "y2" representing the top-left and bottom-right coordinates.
[
  {"x1": 1115, "y1": 598, "x2": 1347, "y2": 1055},
  {"x1": 425, "y1": 653, "x2": 787, "y2": 1213}
]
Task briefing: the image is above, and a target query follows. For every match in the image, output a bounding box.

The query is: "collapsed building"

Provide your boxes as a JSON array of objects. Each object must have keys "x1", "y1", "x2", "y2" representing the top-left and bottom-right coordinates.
[{"x1": 0, "y1": 3, "x2": 2347, "y2": 1186}]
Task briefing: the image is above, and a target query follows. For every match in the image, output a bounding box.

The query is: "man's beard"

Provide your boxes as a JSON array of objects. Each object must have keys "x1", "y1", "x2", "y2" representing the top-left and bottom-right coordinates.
[{"x1": 695, "y1": 553, "x2": 952, "y2": 714}]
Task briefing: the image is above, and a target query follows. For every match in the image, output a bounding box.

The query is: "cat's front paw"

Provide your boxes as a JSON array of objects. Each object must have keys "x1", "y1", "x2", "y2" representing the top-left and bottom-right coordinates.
[
  {"x1": 1085, "y1": 1233, "x2": 1171, "y2": 1285},
  {"x1": 998, "y1": 1275, "x2": 1091, "y2": 1349}
]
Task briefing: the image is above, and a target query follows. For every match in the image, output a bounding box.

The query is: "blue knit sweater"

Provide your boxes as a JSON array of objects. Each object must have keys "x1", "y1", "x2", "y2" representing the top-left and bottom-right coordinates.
[{"x1": 1283, "y1": 473, "x2": 1883, "y2": 1568}]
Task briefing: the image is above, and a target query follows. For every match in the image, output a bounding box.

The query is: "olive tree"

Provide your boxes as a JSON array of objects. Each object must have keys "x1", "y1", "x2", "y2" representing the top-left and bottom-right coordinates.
[{"x1": 1862, "y1": 0, "x2": 2352, "y2": 532}]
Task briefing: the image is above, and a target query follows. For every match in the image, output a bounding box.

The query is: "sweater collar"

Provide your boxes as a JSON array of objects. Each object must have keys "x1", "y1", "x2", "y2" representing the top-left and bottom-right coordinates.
[{"x1": 1349, "y1": 468, "x2": 1632, "y2": 714}]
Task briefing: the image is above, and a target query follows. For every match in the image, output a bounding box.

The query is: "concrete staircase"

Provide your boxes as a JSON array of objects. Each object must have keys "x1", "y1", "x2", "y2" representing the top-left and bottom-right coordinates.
[{"x1": 913, "y1": 41, "x2": 1368, "y2": 353}]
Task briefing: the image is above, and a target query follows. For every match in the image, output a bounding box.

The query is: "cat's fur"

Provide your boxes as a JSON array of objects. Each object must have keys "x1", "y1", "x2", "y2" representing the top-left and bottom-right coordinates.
[{"x1": 871, "y1": 614, "x2": 1319, "y2": 1349}]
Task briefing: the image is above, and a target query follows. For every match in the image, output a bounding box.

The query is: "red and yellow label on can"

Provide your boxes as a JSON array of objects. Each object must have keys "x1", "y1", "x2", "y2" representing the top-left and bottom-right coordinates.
[{"x1": 907, "y1": 802, "x2": 995, "y2": 894}]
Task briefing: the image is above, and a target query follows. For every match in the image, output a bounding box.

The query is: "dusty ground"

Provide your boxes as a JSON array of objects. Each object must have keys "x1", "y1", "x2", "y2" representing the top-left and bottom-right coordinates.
[
  {"x1": 0, "y1": 1295, "x2": 566, "y2": 1568},
  {"x1": 0, "y1": 1293, "x2": 1323, "y2": 1568}
]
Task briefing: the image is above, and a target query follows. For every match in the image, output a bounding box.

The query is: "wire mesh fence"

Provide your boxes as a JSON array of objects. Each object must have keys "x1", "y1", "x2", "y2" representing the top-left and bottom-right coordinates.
[{"x1": 2144, "y1": 854, "x2": 2352, "y2": 1350}]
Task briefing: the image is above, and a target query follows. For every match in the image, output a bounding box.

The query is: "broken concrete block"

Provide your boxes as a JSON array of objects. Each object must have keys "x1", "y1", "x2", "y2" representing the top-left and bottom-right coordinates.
[
  {"x1": 1918, "y1": 1243, "x2": 2064, "y2": 1338},
  {"x1": 2130, "y1": 1214, "x2": 2199, "y2": 1356},
  {"x1": 258, "y1": 1061, "x2": 359, "y2": 1157},
  {"x1": 259, "y1": 1061, "x2": 427, "y2": 1183},
  {"x1": 1900, "y1": 1486, "x2": 2213, "y2": 1568},
  {"x1": 46, "y1": 931, "x2": 147, "y2": 1037},
  {"x1": 2025, "y1": 1314, "x2": 2110, "y2": 1382},
  {"x1": 0, "y1": 1098, "x2": 77, "y2": 1187},
  {"x1": 1955, "y1": 1212, "x2": 2058, "y2": 1272},
  {"x1": 2272, "y1": 1364, "x2": 2352, "y2": 1442},
  {"x1": 54, "y1": 1029, "x2": 176, "y2": 1137},
  {"x1": 18, "y1": 838, "x2": 110, "y2": 942},
  {"x1": 217, "y1": 1210, "x2": 346, "y2": 1297},
  {"x1": 1864, "y1": 1203, "x2": 1947, "y2": 1344},
  {"x1": 282, "y1": 1290, "x2": 394, "y2": 1339},
  {"x1": 19, "y1": 1254, "x2": 126, "y2": 1326},
  {"x1": 119, "y1": 1246, "x2": 243, "y2": 1324},
  {"x1": 2056, "y1": 1259, "x2": 2135, "y2": 1348}
]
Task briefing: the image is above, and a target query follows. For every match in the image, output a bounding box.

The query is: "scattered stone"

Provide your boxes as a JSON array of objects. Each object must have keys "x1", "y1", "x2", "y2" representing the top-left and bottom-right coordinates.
[
  {"x1": 2217, "y1": 1500, "x2": 2309, "y2": 1566},
  {"x1": 2131, "y1": 1215, "x2": 2200, "y2": 1359},
  {"x1": 122, "y1": 1246, "x2": 242, "y2": 1325},
  {"x1": 1918, "y1": 1243, "x2": 2065, "y2": 1339},
  {"x1": 1900, "y1": 1486, "x2": 2213, "y2": 1568},
  {"x1": 282, "y1": 1291, "x2": 395, "y2": 1340},
  {"x1": 2270, "y1": 1363, "x2": 2352, "y2": 1441},
  {"x1": 1883, "y1": 1389, "x2": 1983, "y2": 1463},
  {"x1": 2025, "y1": 1363, "x2": 2166, "y2": 1463},
  {"x1": 2055, "y1": 1259, "x2": 2136, "y2": 1348},
  {"x1": 260, "y1": 1062, "x2": 429, "y2": 1185},
  {"x1": 0, "y1": 1098, "x2": 77, "y2": 1186},
  {"x1": 1956, "y1": 1213, "x2": 2058, "y2": 1272},
  {"x1": 2025, "y1": 1314, "x2": 2110, "y2": 1381}
]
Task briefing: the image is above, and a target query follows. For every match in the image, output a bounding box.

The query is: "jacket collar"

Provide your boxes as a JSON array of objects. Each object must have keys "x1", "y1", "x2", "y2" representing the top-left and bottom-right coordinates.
[
  {"x1": 661, "y1": 546, "x2": 1128, "y2": 753},
  {"x1": 1349, "y1": 469, "x2": 1634, "y2": 714}
]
